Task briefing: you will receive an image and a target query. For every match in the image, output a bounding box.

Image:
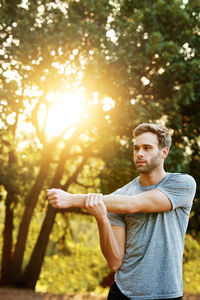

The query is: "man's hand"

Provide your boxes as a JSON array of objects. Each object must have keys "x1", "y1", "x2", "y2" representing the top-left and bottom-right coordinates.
[
  {"x1": 85, "y1": 193, "x2": 108, "y2": 221},
  {"x1": 47, "y1": 188, "x2": 73, "y2": 209}
]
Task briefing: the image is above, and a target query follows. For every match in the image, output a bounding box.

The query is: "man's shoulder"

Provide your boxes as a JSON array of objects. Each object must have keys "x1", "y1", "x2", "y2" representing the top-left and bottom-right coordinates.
[
  {"x1": 111, "y1": 177, "x2": 139, "y2": 195},
  {"x1": 122, "y1": 177, "x2": 139, "y2": 189},
  {"x1": 163, "y1": 172, "x2": 196, "y2": 189},
  {"x1": 166, "y1": 172, "x2": 196, "y2": 182}
]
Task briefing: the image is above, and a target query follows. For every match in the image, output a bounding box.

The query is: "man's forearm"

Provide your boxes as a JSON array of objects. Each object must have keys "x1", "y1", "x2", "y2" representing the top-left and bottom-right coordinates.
[
  {"x1": 47, "y1": 188, "x2": 135, "y2": 212},
  {"x1": 83, "y1": 193, "x2": 125, "y2": 271},
  {"x1": 71, "y1": 194, "x2": 135, "y2": 212},
  {"x1": 95, "y1": 216, "x2": 125, "y2": 271},
  {"x1": 72, "y1": 193, "x2": 135, "y2": 213}
]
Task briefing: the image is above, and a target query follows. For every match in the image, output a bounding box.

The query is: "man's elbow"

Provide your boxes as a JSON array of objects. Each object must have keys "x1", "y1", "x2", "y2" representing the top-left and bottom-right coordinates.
[
  {"x1": 127, "y1": 198, "x2": 140, "y2": 214},
  {"x1": 109, "y1": 260, "x2": 123, "y2": 272}
]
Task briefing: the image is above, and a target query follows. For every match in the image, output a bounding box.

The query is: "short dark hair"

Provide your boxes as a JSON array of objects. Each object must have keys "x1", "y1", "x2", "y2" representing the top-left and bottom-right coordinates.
[{"x1": 133, "y1": 123, "x2": 172, "y2": 149}]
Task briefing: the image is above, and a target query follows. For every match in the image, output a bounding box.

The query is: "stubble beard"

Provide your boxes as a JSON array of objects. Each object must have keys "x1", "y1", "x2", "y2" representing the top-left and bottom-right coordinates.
[{"x1": 136, "y1": 152, "x2": 162, "y2": 174}]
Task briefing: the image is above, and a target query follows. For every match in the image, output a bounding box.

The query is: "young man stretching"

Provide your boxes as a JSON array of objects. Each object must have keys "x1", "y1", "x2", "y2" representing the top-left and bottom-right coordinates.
[{"x1": 47, "y1": 123, "x2": 196, "y2": 300}]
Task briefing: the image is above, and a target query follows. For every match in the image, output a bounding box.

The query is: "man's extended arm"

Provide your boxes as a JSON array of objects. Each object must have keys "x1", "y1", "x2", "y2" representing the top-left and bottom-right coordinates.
[{"x1": 47, "y1": 188, "x2": 172, "y2": 213}]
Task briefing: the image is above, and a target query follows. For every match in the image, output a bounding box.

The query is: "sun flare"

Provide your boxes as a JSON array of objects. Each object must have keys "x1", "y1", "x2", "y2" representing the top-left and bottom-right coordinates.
[{"x1": 45, "y1": 92, "x2": 85, "y2": 138}]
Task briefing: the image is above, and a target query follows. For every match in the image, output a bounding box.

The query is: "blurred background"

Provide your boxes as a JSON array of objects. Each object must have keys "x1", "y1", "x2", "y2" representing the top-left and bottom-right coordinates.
[{"x1": 0, "y1": 0, "x2": 199, "y2": 296}]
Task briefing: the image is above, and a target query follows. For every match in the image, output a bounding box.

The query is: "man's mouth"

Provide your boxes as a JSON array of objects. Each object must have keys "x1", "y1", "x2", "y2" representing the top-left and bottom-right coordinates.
[{"x1": 136, "y1": 160, "x2": 147, "y2": 165}]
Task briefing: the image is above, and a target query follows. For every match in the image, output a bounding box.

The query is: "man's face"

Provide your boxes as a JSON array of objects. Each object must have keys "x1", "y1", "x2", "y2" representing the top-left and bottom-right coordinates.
[{"x1": 133, "y1": 132, "x2": 164, "y2": 174}]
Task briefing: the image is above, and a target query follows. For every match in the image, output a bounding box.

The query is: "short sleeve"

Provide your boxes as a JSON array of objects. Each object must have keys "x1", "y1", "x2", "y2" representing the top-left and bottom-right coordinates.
[
  {"x1": 156, "y1": 174, "x2": 196, "y2": 210},
  {"x1": 107, "y1": 212, "x2": 126, "y2": 227}
]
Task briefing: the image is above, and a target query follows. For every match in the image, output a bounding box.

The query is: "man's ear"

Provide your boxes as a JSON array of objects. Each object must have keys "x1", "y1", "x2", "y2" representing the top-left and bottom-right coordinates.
[{"x1": 162, "y1": 147, "x2": 169, "y2": 159}]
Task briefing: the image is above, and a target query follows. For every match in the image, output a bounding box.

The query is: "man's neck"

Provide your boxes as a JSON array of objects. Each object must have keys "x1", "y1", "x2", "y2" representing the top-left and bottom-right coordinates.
[{"x1": 139, "y1": 169, "x2": 166, "y2": 186}]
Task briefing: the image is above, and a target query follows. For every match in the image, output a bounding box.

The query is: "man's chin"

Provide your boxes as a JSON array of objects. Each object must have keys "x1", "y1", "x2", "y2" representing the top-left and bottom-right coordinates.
[
  {"x1": 136, "y1": 166, "x2": 150, "y2": 174},
  {"x1": 136, "y1": 166, "x2": 144, "y2": 172}
]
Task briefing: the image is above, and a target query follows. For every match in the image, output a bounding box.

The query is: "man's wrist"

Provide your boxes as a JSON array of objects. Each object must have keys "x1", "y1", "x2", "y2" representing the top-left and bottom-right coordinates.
[
  {"x1": 96, "y1": 214, "x2": 110, "y2": 225},
  {"x1": 70, "y1": 194, "x2": 86, "y2": 208}
]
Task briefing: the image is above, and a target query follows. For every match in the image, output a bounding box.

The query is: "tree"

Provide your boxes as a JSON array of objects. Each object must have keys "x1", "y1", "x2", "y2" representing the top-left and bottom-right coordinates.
[
  {"x1": 93, "y1": 0, "x2": 200, "y2": 232},
  {"x1": 0, "y1": 0, "x2": 116, "y2": 288},
  {"x1": 0, "y1": 0, "x2": 199, "y2": 290}
]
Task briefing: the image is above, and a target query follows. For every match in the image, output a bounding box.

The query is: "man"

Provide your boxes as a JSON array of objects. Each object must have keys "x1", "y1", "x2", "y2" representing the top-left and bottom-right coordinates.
[{"x1": 47, "y1": 123, "x2": 196, "y2": 300}]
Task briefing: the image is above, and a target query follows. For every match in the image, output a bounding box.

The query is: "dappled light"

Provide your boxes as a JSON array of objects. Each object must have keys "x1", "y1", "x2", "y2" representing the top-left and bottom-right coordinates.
[{"x1": 0, "y1": 0, "x2": 199, "y2": 297}]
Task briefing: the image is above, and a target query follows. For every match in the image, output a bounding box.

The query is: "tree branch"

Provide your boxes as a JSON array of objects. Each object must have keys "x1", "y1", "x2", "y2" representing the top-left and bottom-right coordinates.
[
  {"x1": 73, "y1": 180, "x2": 94, "y2": 189},
  {"x1": 60, "y1": 156, "x2": 88, "y2": 190}
]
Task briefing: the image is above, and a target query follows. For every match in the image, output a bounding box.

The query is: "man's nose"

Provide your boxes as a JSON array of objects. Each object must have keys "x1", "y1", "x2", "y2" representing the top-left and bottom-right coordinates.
[{"x1": 137, "y1": 149, "x2": 144, "y2": 157}]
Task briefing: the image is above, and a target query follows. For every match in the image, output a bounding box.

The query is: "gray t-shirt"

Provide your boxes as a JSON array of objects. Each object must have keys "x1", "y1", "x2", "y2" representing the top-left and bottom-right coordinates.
[{"x1": 108, "y1": 173, "x2": 196, "y2": 300}]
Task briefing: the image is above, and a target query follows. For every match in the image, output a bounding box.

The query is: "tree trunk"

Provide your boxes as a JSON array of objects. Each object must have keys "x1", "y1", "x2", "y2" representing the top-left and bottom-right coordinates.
[
  {"x1": 1, "y1": 149, "x2": 17, "y2": 285},
  {"x1": 22, "y1": 152, "x2": 86, "y2": 288},
  {"x1": 0, "y1": 195, "x2": 14, "y2": 284},
  {"x1": 21, "y1": 152, "x2": 67, "y2": 288},
  {"x1": 10, "y1": 131, "x2": 77, "y2": 284},
  {"x1": 22, "y1": 204, "x2": 57, "y2": 288},
  {"x1": 11, "y1": 148, "x2": 53, "y2": 284}
]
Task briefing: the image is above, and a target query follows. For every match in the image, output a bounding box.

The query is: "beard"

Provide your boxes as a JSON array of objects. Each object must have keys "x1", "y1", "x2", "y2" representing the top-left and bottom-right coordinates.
[{"x1": 135, "y1": 152, "x2": 162, "y2": 174}]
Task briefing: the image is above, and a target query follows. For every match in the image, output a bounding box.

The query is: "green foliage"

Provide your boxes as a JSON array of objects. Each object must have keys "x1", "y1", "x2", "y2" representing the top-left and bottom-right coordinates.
[
  {"x1": 100, "y1": 145, "x2": 137, "y2": 194},
  {"x1": 0, "y1": 222, "x2": 3, "y2": 275},
  {"x1": 36, "y1": 213, "x2": 110, "y2": 294},
  {"x1": 183, "y1": 260, "x2": 200, "y2": 294},
  {"x1": 36, "y1": 247, "x2": 109, "y2": 294},
  {"x1": 183, "y1": 234, "x2": 200, "y2": 294},
  {"x1": 183, "y1": 234, "x2": 200, "y2": 264}
]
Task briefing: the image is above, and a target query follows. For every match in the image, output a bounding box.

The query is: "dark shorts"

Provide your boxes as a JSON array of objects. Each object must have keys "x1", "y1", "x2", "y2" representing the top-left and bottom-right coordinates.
[{"x1": 107, "y1": 281, "x2": 183, "y2": 300}]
